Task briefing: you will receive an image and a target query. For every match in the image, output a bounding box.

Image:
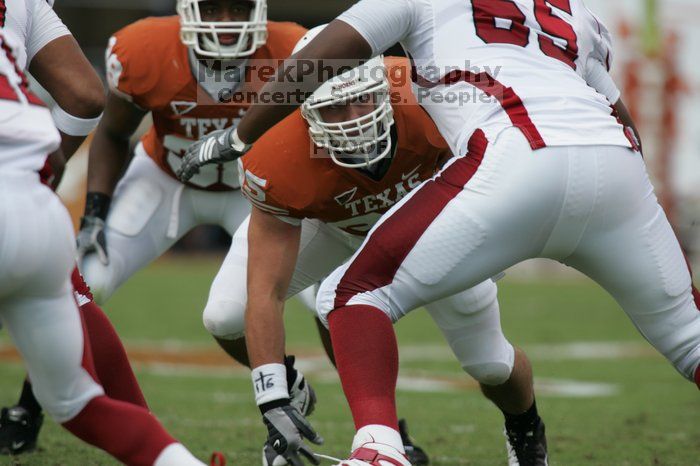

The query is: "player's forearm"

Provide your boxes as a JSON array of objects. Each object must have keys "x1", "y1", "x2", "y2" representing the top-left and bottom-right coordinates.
[
  {"x1": 45, "y1": 149, "x2": 66, "y2": 190},
  {"x1": 236, "y1": 62, "x2": 316, "y2": 143},
  {"x1": 613, "y1": 98, "x2": 642, "y2": 153},
  {"x1": 59, "y1": 134, "x2": 87, "y2": 162},
  {"x1": 237, "y1": 19, "x2": 371, "y2": 144},
  {"x1": 245, "y1": 297, "x2": 287, "y2": 369},
  {"x1": 86, "y1": 127, "x2": 130, "y2": 197}
]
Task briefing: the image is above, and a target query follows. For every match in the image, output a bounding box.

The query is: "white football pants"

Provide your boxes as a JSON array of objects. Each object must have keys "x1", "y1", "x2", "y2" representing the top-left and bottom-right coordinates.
[
  {"x1": 317, "y1": 128, "x2": 700, "y2": 383},
  {"x1": 0, "y1": 173, "x2": 104, "y2": 422},
  {"x1": 204, "y1": 216, "x2": 516, "y2": 385},
  {"x1": 80, "y1": 145, "x2": 251, "y2": 304}
]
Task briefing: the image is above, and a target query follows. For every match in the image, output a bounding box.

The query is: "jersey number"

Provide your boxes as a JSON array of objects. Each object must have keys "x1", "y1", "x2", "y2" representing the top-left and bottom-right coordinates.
[{"x1": 472, "y1": 0, "x2": 578, "y2": 69}]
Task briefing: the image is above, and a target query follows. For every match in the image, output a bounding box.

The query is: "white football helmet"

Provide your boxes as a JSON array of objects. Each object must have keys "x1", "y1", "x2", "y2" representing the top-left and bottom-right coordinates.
[
  {"x1": 295, "y1": 26, "x2": 395, "y2": 169},
  {"x1": 177, "y1": 0, "x2": 268, "y2": 59}
]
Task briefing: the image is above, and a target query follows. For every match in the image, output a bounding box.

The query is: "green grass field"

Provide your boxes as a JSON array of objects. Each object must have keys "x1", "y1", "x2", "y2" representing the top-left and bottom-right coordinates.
[{"x1": 0, "y1": 257, "x2": 698, "y2": 465}]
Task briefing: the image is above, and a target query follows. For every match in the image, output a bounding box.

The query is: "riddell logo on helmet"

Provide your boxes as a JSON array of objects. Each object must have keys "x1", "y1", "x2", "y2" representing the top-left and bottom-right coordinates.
[{"x1": 332, "y1": 80, "x2": 357, "y2": 92}]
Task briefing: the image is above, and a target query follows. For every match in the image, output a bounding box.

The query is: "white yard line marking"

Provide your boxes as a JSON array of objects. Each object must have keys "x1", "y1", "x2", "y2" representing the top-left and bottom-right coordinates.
[{"x1": 0, "y1": 340, "x2": 643, "y2": 398}]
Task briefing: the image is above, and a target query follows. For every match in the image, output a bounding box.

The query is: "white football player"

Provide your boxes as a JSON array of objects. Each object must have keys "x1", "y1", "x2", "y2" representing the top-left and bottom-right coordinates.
[
  {"x1": 181, "y1": 25, "x2": 545, "y2": 466},
  {"x1": 185, "y1": 0, "x2": 700, "y2": 465},
  {"x1": 1, "y1": 0, "x2": 104, "y2": 175},
  {"x1": 0, "y1": 26, "x2": 209, "y2": 465}
]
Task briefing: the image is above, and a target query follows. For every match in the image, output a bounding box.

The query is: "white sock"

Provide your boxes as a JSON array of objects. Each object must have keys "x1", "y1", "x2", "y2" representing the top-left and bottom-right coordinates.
[
  {"x1": 352, "y1": 425, "x2": 405, "y2": 454},
  {"x1": 153, "y1": 443, "x2": 205, "y2": 466}
]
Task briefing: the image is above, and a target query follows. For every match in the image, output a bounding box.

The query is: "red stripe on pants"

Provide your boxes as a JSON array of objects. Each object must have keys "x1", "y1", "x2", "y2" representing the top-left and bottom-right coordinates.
[{"x1": 334, "y1": 130, "x2": 489, "y2": 309}]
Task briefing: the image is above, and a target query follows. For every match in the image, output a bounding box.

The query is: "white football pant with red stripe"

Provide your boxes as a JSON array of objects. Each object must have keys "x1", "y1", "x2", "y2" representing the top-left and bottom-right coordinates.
[{"x1": 318, "y1": 127, "x2": 700, "y2": 385}]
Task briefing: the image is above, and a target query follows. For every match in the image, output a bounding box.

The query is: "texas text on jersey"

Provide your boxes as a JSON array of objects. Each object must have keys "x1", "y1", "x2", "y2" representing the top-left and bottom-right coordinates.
[
  {"x1": 240, "y1": 57, "x2": 451, "y2": 236},
  {"x1": 106, "y1": 16, "x2": 306, "y2": 191}
]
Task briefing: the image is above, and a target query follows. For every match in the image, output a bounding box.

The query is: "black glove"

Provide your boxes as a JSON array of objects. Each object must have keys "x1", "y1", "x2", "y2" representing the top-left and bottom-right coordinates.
[
  {"x1": 177, "y1": 127, "x2": 251, "y2": 182},
  {"x1": 262, "y1": 402, "x2": 323, "y2": 466},
  {"x1": 76, "y1": 192, "x2": 110, "y2": 265}
]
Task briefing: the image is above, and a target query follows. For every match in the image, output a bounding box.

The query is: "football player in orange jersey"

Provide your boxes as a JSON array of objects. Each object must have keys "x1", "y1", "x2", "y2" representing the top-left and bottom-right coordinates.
[
  {"x1": 180, "y1": 26, "x2": 544, "y2": 466},
  {"x1": 69, "y1": 0, "x2": 319, "y2": 425}
]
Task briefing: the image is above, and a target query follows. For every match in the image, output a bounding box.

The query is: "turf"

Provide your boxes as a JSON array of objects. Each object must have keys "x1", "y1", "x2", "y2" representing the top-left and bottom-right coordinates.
[{"x1": 0, "y1": 257, "x2": 698, "y2": 465}]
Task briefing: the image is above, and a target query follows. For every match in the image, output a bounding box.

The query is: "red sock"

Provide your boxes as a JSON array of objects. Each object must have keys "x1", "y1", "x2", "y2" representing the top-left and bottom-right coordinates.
[
  {"x1": 692, "y1": 285, "x2": 700, "y2": 311},
  {"x1": 63, "y1": 395, "x2": 176, "y2": 466},
  {"x1": 81, "y1": 301, "x2": 149, "y2": 409},
  {"x1": 695, "y1": 364, "x2": 700, "y2": 390},
  {"x1": 329, "y1": 305, "x2": 399, "y2": 431},
  {"x1": 62, "y1": 310, "x2": 176, "y2": 466}
]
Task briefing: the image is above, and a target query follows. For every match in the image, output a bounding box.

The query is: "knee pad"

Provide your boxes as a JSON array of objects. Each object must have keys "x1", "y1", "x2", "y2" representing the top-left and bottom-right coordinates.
[
  {"x1": 462, "y1": 359, "x2": 514, "y2": 386},
  {"x1": 202, "y1": 297, "x2": 246, "y2": 340},
  {"x1": 426, "y1": 280, "x2": 515, "y2": 385}
]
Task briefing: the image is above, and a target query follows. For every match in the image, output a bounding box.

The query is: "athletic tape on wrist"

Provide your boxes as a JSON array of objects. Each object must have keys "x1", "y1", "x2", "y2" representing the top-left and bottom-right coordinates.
[
  {"x1": 51, "y1": 105, "x2": 102, "y2": 136},
  {"x1": 252, "y1": 363, "x2": 289, "y2": 406}
]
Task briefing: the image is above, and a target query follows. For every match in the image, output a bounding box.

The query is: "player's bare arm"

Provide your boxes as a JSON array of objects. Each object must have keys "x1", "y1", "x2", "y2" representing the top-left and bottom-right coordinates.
[
  {"x1": 613, "y1": 98, "x2": 642, "y2": 153},
  {"x1": 178, "y1": 20, "x2": 372, "y2": 180},
  {"x1": 43, "y1": 149, "x2": 67, "y2": 190},
  {"x1": 245, "y1": 207, "x2": 301, "y2": 368},
  {"x1": 76, "y1": 92, "x2": 146, "y2": 264},
  {"x1": 87, "y1": 92, "x2": 146, "y2": 197},
  {"x1": 237, "y1": 20, "x2": 371, "y2": 144},
  {"x1": 245, "y1": 207, "x2": 323, "y2": 465},
  {"x1": 29, "y1": 35, "x2": 105, "y2": 160}
]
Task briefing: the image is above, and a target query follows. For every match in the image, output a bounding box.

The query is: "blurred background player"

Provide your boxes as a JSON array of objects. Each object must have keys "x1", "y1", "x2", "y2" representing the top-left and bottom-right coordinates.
[
  {"x1": 0, "y1": 26, "x2": 210, "y2": 465},
  {"x1": 71, "y1": 0, "x2": 321, "y2": 431},
  {"x1": 75, "y1": 0, "x2": 303, "y2": 304},
  {"x1": 179, "y1": 26, "x2": 546, "y2": 466}
]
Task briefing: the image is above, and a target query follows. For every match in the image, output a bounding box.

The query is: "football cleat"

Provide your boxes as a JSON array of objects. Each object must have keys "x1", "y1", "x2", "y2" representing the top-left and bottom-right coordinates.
[
  {"x1": 332, "y1": 443, "x2": 412, "y2": 466},
  {"x1": 288, "y1": 361, "x2": 317, "y2": 417},
  {"x1": 0, "y1": 406, "x2": 43, "y2": 455},
  {"x1": 398, "y1": 419, "x2": 429, "y2": 466},
  {"x1": 505, "y1": 418, "x2": 548, "y2": 466}
]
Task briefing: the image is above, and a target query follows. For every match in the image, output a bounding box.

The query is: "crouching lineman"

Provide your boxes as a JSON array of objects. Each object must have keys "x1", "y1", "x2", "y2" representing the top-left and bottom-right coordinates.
[
  {"x1": 0, "y1": 29, "x2": 214, "y2": 466},
  {"x1": 178, "y1": 26, "x2": 547, "y2": 466}
]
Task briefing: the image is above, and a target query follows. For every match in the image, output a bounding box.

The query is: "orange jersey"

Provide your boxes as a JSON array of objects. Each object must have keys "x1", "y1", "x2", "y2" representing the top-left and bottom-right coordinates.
[
  {"x1": 106, "y1": 16, "x2": 306, "y2": 191},
  {"x1": 240, "y1": 57, "x2": 451, "y2": 236}
]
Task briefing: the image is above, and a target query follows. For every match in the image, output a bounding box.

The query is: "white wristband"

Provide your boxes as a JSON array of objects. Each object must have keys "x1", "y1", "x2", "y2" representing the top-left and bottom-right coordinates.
[
  {"x1": 252, "y1": 363, "x2": 289, "y2": 406},
  {"x1": 51, "y1": 104, "x2": 102, "y2": 136}
]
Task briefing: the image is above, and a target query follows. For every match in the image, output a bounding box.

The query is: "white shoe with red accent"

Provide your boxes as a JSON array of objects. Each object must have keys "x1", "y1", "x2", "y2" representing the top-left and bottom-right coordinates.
[{"x1": 331, "y1": 443, "x2": 412, "y2": 466}]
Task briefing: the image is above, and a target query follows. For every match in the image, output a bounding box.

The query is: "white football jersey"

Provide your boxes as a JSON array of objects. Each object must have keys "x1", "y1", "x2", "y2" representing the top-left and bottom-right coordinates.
[
  {"x1": 339, "y1": 0, "x2": 631, "y2": 156},
  {"x1": 0, "y1": 30, "x2": 60, "y2": 172},
  {"x1": 1, "y1": 0, "x2": 69, "y2": 70}
]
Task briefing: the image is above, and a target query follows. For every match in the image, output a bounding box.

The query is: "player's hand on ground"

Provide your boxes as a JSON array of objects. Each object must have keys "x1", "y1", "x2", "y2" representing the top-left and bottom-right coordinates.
[
  {"x1": 177, "y1": 127, "x2": 251, "y2": 182},
  {"x1": 76, "y1": 215, "x2": 109, "y2": 265},
  {"x1": 262, "y1": 404, "x2": 323, "y2": 466}
]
